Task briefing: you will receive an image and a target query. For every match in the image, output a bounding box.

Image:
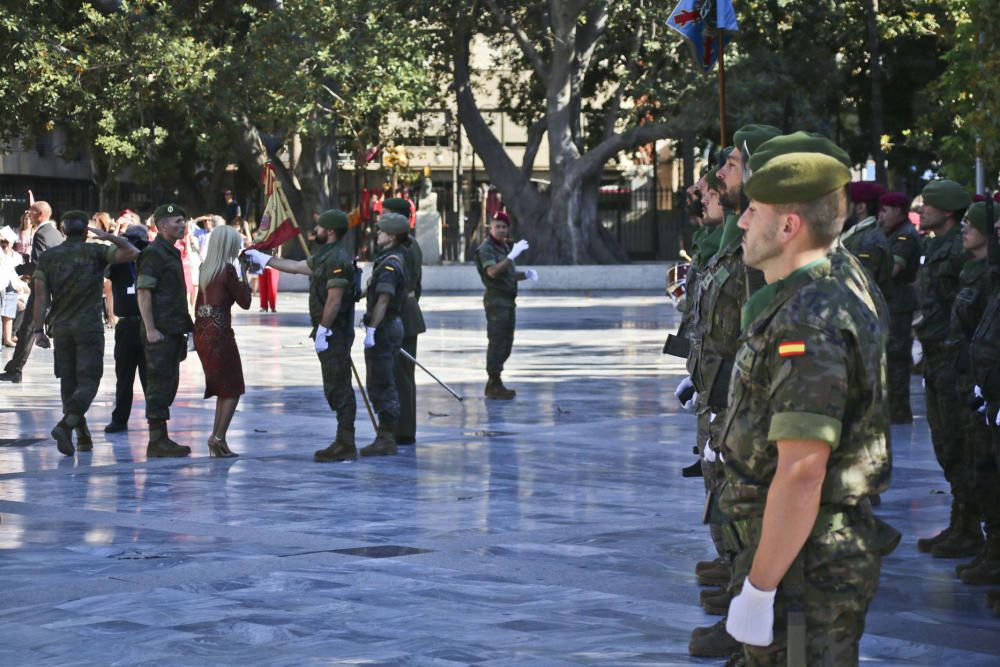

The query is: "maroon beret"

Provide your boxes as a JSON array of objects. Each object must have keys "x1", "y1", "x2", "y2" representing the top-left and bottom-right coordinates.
[
  {"x1": 849, "y1": 181, "x2": 887, "y2": 204},
  {"x1": 972, "y1": 193, "x2": 1000, "y2": 203},
  {"x1": 879, "y1": 191, "x2": 909, "y2": 209},
  {"x1": 493, "y1": 211, "x2": 511, "y2": 224}
]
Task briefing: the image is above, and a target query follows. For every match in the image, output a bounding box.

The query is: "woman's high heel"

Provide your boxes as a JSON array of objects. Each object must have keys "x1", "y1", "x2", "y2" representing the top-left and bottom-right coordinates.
[{"x1": 207, "y1": 435, "x2": 238, "y2": 458}]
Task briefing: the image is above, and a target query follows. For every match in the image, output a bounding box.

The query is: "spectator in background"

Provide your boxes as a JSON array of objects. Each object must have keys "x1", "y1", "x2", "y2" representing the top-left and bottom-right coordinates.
[
  {"x1": 90, "y1": 212, "x2": 116, "y2": 328},
  {"x1": 1, "y1": 227, "x2": 24, "y2": 347},
  {"x1": 223, "y1": 189, "x2": 241, "y2": 224},
  {"x1": 17, "y1": 210, "x2": 34, "y2": 260},
  {"x1": 258, "y1": 243, "x2": 281, "y2": 313}
]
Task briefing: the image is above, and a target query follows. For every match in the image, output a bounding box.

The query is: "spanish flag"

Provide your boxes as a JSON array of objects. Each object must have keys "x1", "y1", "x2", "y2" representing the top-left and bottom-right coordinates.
[
  {"x1": 778, "y1": 341, "x2": 807, "y2": 358},
  {"x1": 249, "y1": 163, "x2": 301, "y2": 251}
]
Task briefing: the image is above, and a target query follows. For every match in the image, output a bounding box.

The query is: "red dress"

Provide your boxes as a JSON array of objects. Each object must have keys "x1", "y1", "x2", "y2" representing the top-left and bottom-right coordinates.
[{"x1": 194, "y1": 264, "x2": 252, "y2": 398}]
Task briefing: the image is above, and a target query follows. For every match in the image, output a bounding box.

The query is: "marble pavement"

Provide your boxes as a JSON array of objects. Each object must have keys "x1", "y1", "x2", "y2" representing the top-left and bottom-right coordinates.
[{"x1": 1, "y1": 292, "x2": 998, "y2": 665}]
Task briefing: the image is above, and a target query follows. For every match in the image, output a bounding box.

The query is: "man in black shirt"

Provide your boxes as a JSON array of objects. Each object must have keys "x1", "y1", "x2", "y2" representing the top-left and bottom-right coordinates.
[{"x1": 105, "y1": 225, "x2": 149, "y2": 433}]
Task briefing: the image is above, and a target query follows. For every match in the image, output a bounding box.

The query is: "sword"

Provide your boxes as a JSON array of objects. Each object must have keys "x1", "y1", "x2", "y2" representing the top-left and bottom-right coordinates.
[
  {"x1": 398, "y1": 348, "x2": 464, "y2": 402},
  {"x1": 350, "y1": 358, "x2": 378, "y2": 430}
]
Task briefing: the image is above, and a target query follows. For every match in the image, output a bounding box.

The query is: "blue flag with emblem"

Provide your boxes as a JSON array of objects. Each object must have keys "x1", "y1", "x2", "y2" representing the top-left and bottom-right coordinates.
[{"x1": 667, "y1": 0, "x2": 739, "y2": 74}]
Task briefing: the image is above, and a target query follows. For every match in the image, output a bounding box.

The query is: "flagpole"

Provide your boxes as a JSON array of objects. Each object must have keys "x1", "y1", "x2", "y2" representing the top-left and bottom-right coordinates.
[
  {"x1": 718, "y1": 36, "x2": 727, "y2": 147},
  {"x1": 274, "y1": 179, "x2": 312, "y2": 259}
]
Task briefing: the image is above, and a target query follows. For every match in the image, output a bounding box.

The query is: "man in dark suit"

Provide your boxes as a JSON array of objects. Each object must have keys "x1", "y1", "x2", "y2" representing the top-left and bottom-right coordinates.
[{"x1": 1, "y1": 201, "x2": 64, "y2": 383}]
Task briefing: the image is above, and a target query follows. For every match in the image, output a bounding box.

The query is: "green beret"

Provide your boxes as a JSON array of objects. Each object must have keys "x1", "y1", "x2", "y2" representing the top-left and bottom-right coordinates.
[
  {"x1": 60, "y1": 210, "x2": 90, "y2": 225},
  {"x1": 317, "y1": 209, "x2": 349, "y2": 232},
  {"x1": 153, "y1": 203, "x2": 186, "y2": 221},
  {"x1": 733, "y1": 124, "x2": 783, "y2": 157},
  {"x1": 382, "y1": 197, "x2": 412, "y2": 217},
  {"x1": 378, "y1": 211, "x2": 410, "y2": 235},
  {"x1": 964, "y1": 201, "x2": 999, "y2": 236},
  {"x1": 748, "y1": 131, "x2": 851, "y2": 173},
  {"x1": 921, "y1": 180, "x2": 972, "y2": 212},
  {"x1": 745, "y1": 152, "x2": 851, "y2": 205}
]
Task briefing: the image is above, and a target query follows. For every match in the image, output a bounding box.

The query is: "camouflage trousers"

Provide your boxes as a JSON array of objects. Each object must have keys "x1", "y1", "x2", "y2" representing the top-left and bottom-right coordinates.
[
  {"x1": 393, "y1": 335, "x2": 418, "y2": 440},
  {"x1": 142, "y1": 332, "x2": 187, "y2": 422},
  {"x1": 963, "y1": 374, "x2": 1000, "y2": 532},
  {"x1": 886, "y1": 310, "x2": 914, "y2": 419},
  {"x1": 923, "y1": 342, "x2": 970, "y2": 502},
  {"x1": 729, "y1": 511, "x2": 885, "y2": 667},
  {"x1": 699, "y1": 406, "x2": 731, "y2": 564},
  {"x1": 365, "y1": 316, "x2": 403, "y2": 425},
  {"x1": 53, "y1": 332, "x2": 105, "y2": 426},
  {"x1": 317, "y1": 329, "x2": 356, "y2": 429},
  {"x1": 485, "y1": 302, "x2": 515, "y2": 376}
]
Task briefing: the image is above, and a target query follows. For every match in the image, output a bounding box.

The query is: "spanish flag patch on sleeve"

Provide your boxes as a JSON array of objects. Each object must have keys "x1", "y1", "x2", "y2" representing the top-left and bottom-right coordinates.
[{"x1": 778, "y1": 341, "x2": 807, "y2": 358}]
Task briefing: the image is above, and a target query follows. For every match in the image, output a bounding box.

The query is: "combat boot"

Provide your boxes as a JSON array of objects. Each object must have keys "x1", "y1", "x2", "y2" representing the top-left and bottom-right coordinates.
[
  {"x1": 51, "y1": 419, "x2": 74, "y2": 457},
  {"x1": 361, "y1": 422, "x2": 397, "y2": 457},
  {"x1": 75, "y1": 418, "x2": 93, "y2": 452},
  {"x1": 484, "y1": 374, "x2": 515, "y2": 400},
  {"x1": 696, "y1": 560, "x2": 731, "y2": 587},
  {"x1": 959, "y1": 534, "x2": 1000, "y2": 585},
  {"x1": 699, "y1": 586, "x2": 731, "y2": 615},
  {"x1": 932, "y1": 504, "x2": 984, "y2": 559},
  {"x1": 689, "y1": 618, "x2": 742, "y2": 657},
  {"x1": 314, "y1": 426, "x2": 357, "y2": 462},
  {"x1": 917, "y1": 499, "x2": 959, "y2": 552},
  {"x1": 146, "y1": 420, "x2": 191, "y2": 458},
  {"x1": 695, "y1": 558, "x2": 726, "y2": 576}
]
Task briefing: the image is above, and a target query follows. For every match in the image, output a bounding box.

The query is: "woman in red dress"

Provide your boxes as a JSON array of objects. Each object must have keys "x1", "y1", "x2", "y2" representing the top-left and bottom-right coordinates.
[{"x1": 194, "y1": 225, "x2": 252, "y2": 457}]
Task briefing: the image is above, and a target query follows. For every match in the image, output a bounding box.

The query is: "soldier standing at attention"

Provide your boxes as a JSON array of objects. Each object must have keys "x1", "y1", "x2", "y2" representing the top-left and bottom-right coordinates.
[
  {"x1": 246, "y1": 210, "x2": 358, "y2": 462},
  {"x1": 878, "y1": 191, "x2": 922, "y2": 424},
  {"x1": 382, "y1": 198, "x2": 426, "y2": 446},
  {"x1": 358, "y1": 209, "x2": 410, "y2": 457},
  {"x1": 33, "y1": 211, "x2": 139, "y2": 455},
  {"x1": 475, "y1": 212, "x2": 537, "y2": 399},
  {"x1": 720, "y1": 153, "x2": 897, "y2": 665},
  {"x1": 843, "y1": 182, "x2": 894, "y2": 297},
  {"x1": 913, "y1": 180, "x2": 974, "y2": 556},
  {"x1": 136, "y1": 204, "x2": 195, "y2": 458}
]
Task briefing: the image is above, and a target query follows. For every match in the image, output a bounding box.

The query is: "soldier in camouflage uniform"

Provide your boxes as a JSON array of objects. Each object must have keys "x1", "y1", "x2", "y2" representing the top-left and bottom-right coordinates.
[
  {"x1": 33, "y1": 210, "x2": 139, "y2": 456},
  {"x1": 358, "y1": 210, "x2": 410, "y2": 457},
  {"x1": 720, "y1": 152, "x2": 897, "y2": 666},
  {"x1": 245, "y1": 210, "x2": 358, "y2": 462},
  {"x1": 136, "y1": 204, "x2": 195, "y2": 458},
  {"x1": 950, "y1": 202, "x2": 1000, "y2": 581},
  {"x1": 383, "y1": 198, "x2": 426, "y2": 445},
  {"x1": 475, "y1": 212, "x2": 537, "y2": 399},
  {"x1": 878, "y1": 191, "x2": 922, "y2": 423},
  {"x1": 843, "y1": 182, "x2": 893, "y2": 298},
  {"x1": 912, "y1": 180, "x2": 975, "y2": 556}
]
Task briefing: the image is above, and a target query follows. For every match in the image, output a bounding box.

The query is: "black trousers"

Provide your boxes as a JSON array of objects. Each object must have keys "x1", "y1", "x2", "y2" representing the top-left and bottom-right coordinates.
[
  {"x1": 111, "y1": 318, "x2": 148, "y2": 425},
  {"x1": 4, "y1": 292, "x2": 36, "y2": 374}
]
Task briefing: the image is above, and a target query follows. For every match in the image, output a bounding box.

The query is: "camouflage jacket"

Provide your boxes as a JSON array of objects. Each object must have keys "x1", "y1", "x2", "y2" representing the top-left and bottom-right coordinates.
[
  {"x1": 475, "y1": 236, "x2": 518, "y2": 306},
  {"x1": 829, "y1": 240, "x2": 889, "y2": 344},
  {"x1": 306, "y1": 236, "x2": 355, "y2": 335},
  {"x1": 719, "y1": 257, "x2": 891, "y2": 520},
  {"x1": 136, "y1": 235, "x2": 194, "y2": 335},
  {"x1": 841, "y1": 216, "x2": 893, "y2": 299},
  {"x1": 970, "y1": 288, "x2": 1000, "y2": 403},
  {"x1": 400, "y1": 237, "x2": 426, "y2": 337},
  {"x1": 916, "y1": 224, "x2": 967, "y2": 345},
  {"x1": 366, "y1": 244, "x2": 408, "y2": 321},
  {"x1": 883, "y1": 221, "x2": 921, "y2": 313},
  {"x1": 686, "y1": 215, "x2": 764, "y2": 410},
  {"x1": 945, "y1": 257, "x2": 991, "y2": 374},
  {"x1": 34, "y1": 237, "x2": 117, "y2": 337}
]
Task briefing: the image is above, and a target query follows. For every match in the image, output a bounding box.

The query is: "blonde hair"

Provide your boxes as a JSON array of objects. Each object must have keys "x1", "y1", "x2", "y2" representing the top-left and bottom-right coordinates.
[{"x1": 199, "y1": 225, "x2": 242, "y2": 290}]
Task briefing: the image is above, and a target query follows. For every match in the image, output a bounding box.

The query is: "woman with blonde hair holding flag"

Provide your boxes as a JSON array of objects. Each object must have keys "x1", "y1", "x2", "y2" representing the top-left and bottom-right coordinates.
[{"x1": 193, "y1": 225, "x2": 252, "y2": 457}]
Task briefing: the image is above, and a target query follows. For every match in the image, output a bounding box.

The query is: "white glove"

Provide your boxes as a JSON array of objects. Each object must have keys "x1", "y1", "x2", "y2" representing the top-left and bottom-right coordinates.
[
  {"x1": 674, "y1": 376, "x2": 698, "y2": 412},
  {"x1": 974, "y1": 386, "x2": 986, "y2": 414},
  {"x1": 364, "y1": 326, "x2": 376, "y2": 349},
  {"x1": 244, "y1": 249, "x2": 272, "y2": 268},
  {"x1": 726, "y1": 578, "x2": 776, "y2": 647},
  {"x1": 703, "y1": 444, "x2": 717, "y2": 462},
  {"x1": 507, "y1": 239, "x2": 529, "y2": 260},
  {"x1": 995, "y1": 408, "x2": 1000, "y2": 428},
  {"x1": 314, "y1": 325, "x2": 331, "y2": 354},
  {"x1": 525, "y1": 268, "x2": 539, "y2": 281}
]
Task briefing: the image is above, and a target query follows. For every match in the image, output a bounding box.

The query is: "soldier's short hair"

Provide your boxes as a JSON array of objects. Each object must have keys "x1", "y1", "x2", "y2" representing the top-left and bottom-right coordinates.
[{"x1": 775, "y1": 187, "x2": 848, "y2": 248}]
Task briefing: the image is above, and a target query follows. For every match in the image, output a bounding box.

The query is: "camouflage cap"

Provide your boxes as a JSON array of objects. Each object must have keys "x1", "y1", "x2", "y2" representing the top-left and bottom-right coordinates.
[
  {"x1": 316, "y1": 209, "x2": 350, "y2": 232},
  {"x1": 153, "y1": 203, "x2": 186, "y2": 221},
  {"x1": 745, "y1": 152, "x2": 851, "y2": 205},
  {"x1": 60, "y1": 210, "x2": 90, "y2": 225},
  {"x1": 382, "y1": 197, "x2": 411, "y2": 218},
  {"x1": 921, "y1": 179, "x2": 971, "y2": 212},
  {"x1": 733, "y1": 124, "x2": 783, "y2": 157},
  {"x1": 377, "y1": 211, "x2": 410, "y2": 235},
  {"x1": 963, "y1": 201, "x2": 999, "y2": 236},
  {"x1": 748, "y1": 131, "x2": 851, "y2": 172}
]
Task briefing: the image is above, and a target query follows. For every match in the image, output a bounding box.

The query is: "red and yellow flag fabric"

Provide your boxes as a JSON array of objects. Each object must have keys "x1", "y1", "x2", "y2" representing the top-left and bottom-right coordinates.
[{"x1": 250, "y1": 163, "x2": 300, "y2": 251}]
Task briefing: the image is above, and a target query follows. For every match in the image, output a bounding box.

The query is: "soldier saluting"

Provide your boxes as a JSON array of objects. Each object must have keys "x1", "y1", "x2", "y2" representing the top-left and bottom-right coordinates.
[
  {"x1": 719, "y1": 153, "x2": 897, "y2": 665},
  {"x1": 33, "y1": 210, "x2": 140, "y2": 455}
]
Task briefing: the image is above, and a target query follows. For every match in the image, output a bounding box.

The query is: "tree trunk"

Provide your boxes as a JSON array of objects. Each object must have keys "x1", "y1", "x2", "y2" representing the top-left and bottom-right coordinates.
[{"x1": 864, "y1": 0, "x2": 886, "y2": 184}]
